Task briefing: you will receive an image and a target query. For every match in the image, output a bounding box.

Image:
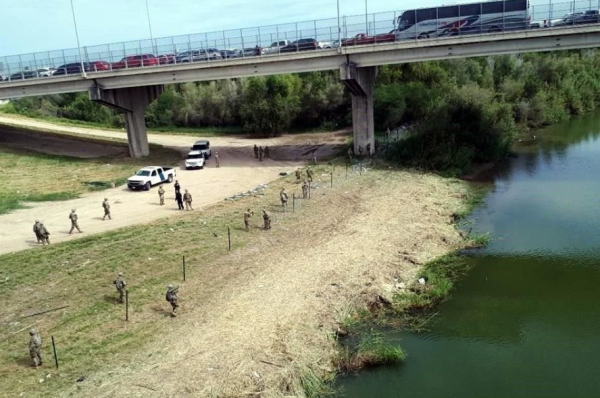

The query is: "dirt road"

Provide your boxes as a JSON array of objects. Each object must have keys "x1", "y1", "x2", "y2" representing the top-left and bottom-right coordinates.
[{"x1": 0, "y1": 115, "x2": 348, "y2": 255}]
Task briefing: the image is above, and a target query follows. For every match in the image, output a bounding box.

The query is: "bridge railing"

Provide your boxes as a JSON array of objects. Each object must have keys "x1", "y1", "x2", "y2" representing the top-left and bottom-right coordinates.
[{"x1": 1, "y1": 0, "x2": 599, "y2": 83}]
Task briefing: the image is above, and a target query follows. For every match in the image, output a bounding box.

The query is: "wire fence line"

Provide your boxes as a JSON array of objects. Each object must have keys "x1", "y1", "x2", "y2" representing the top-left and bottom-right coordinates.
[{"x1": 0, "y1": 0, "x2": 598, "y2": 81}]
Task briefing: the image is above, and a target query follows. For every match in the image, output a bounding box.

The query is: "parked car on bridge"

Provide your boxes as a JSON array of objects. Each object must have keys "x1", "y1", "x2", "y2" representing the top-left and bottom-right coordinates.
[
  {"x1": 551, "y1": 10, "x2": 600, "y2": 27},
  {"x1": 318, "y1": 40, "x2": 333, "y2": 49},
  {"x1": 10, "y1": 71, "x2": 38, "y2": 80},
  {"x1": 112, "y1": 54, "x2": 159, "y2": 69},
  {"x1": 221, "y1": 49, "x2": 242, "y2": 59},
  {"x1": 36, "y1": 67, "x2": 56, "y2": 77},
  {"x1": 158, "y1": 54, "x2": 176, "y2": 64},
  {"x1": 90, "y1": 61, "x2": 111, "y2": 72},
  {"x1": 53, "y1": 62, "x2": 93, "y2": 75},
  {"x1": 342, "y1": 31, "x2": 396, "y2": 46},
  {"x1": 280, "y1": 39, "x2": 318, "y2": 53},
  {"x1": 263, "y1": 40, "x2": 291, "y2": 54},
  {"x1": 241, "y1": 47, "x2": 265, "y2": 57},
  {"x1": 176, "y1": 49, "x2": 222, "y2": 63}
]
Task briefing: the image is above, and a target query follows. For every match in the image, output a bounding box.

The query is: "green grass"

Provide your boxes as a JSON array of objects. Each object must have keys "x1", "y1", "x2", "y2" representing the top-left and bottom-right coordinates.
[
  {"x1": 0, "y1": 137, "x2": 181, "y2": 215},
  {"x1": 334, "y1": 332, "x2": 406, "y2": 373}
]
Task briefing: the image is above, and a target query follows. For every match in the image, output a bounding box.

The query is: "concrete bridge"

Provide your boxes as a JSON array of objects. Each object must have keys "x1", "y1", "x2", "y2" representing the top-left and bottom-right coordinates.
[{"x1": 2, "y1": 25, "x2": 600, "y2": 158}]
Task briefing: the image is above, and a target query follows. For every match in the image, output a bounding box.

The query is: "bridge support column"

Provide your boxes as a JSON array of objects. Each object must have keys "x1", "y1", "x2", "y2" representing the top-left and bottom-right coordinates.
[
  {"x1": 341, "y1": 65, "x2": 377, "y2": 156},
  {"x1": 89, "y1": 85, "x2": 164, "y2": 158}
]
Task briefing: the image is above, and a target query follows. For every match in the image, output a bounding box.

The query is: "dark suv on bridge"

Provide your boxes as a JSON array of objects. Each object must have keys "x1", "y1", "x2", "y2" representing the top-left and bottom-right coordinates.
[
  {"x1": 53, "y1": 62, "x2": 93, "y2": 76},
  {"x1": 280, "y1": 39, "x2": 319, "y2": 53}
]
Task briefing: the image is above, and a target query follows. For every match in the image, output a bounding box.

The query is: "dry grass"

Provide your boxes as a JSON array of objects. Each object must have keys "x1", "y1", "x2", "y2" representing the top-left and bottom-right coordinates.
[{"x1": 0, "y1": 163, "x2": 471, "y2": 397}]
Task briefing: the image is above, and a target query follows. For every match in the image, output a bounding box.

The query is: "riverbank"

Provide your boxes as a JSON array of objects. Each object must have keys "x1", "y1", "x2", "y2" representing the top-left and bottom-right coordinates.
[{"x1": 0, "y1": 163, "x2": 473, "y2": 397}]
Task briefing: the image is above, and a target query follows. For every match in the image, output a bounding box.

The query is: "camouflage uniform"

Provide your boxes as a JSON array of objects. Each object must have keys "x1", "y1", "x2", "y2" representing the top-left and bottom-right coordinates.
[
  {"x1": 102, "y1": 198, "x2": 111, "y2": 220},
  {"x1": 28, "y1": 329, "x2": 42, "y2": 367},
  {"x1": 259, "y1": 146, "x2": 264, "y2": 161},
  {"x1": 215, "y1": 153, "x2": 220, "y2": 168},
  {"x1": 366, "y1": 143, "x2": 371, "y2": 158},
  {"x1": 243, "y1": 209, "x2": 253, "y2": 232},
  {"x1": 254, "y1": 144, "x2": 259, "y2": 159},
  {"x1": 358, "y1": 146, "x2": 364, "y2": 158},
  {"x1": 166, "y1": 284, "x2": 179, "y2": 316},
  {"x1": 348, "y1": 147, "x2": 353, "y2": 160},
  {"x1": 158, "y1": 186, "x2": 165, "y2": 206},
  {"x1": 295, "y1": 168, "x2": 302, "y2": 183},
  {"x1": 113, "y1": 273, "x2": 127, "y2": 304},
  {"x1": 69, "y1": 209, "x2": 82, "y2": 234},
  {"x1": 39, "y1": 223, "x2": 50, "y2": 245},
  {"x1": 262, "y1": 209, "x2": 271, "y2": 230},
  {"x1": 264, "y1": 146, "x2": 270, "y2": 159},
  {"x1": 183, "y1": 190, "x2": 193, "y2": 210},
  {"x1": 33, "y1": 220, "x2": 42, "y2": 244},
  {"x1": 306, "y1": 167, "x2": 314, "y2": 183},
  {"x1": 302, "y1": 181, "x2": 308, "y2": 199},
  {"x1": 280, "y1": 188, "x2": 288, "y2": 208}
]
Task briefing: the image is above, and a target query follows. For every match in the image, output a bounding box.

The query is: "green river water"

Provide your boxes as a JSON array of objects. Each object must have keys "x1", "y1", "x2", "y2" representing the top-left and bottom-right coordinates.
[{"x1": 336, "y1": 112, "x2": 600, "y2": 397}]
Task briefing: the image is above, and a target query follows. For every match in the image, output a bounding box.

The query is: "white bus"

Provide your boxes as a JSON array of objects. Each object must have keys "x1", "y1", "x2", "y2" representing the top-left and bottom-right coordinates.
[{"x1": 396, "y1": 0, "x2": 530, "y2": 40}]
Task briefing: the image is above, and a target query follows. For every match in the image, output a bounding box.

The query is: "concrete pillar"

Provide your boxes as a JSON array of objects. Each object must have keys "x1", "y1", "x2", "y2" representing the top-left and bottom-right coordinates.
[
  {"x1": 341, "y1": 65, "x2": 377, "y2": 156},
  {"x1": 89, "y1": 85, "x2": 164, "y2": 158}
]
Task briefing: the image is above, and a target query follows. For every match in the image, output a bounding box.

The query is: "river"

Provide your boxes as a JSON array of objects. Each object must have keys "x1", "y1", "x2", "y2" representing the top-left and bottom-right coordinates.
[{"x1": 336, "y1": 111, "x2": 600, "y2": 397}]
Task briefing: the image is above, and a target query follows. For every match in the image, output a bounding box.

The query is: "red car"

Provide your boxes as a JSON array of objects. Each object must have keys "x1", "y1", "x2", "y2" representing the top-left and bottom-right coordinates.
[
  {"x1": 342, "y1": 31, "x2": 396, "y2": 46},
  {"x1": 90, "y1": 61, "x2": 111, "y2": 72},
  {"x1": 158, "y1": 54, "x2": 176, "y2": 65},
  {"x1": 112, "y1": 54, "x2": 159, "y2": 69}
]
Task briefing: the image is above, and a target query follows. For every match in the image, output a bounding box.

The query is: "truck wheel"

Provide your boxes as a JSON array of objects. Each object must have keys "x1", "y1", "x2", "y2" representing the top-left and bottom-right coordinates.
[
  {"x1": 145, "y1": 182, "x2": 151, "y2": 191},
  {"x1": 168, "y1": 175, "x2": 173, "y2": 183}
]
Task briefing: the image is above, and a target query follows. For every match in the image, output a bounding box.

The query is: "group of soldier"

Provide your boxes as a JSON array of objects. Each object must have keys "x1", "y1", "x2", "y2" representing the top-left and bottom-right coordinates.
[
  {"x1": 32, "y1": 205, "x2": 104, "y2": 245},
  {"x1": 167, "y1": 180, "x2": 194, "y2": 210},
  {"x1": 253, "y1": 144, "x2": 270, "y2": 161},
  {"x1": 26, "y1": 272, "x2": 180, "y2": 368}
]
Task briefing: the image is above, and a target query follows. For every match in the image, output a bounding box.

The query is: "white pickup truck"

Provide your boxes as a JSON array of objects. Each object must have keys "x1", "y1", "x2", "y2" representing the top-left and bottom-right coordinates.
[
  {"x1": 263, "y1": 40, "x2": 291, "y2": 55},
  {"x1": 127, "y1": 166, "x2": 176, "y2": 191}
]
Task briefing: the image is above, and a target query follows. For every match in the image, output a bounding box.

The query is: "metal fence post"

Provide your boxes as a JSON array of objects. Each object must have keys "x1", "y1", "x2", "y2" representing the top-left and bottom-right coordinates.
[
  {"x1": 314, "y1": 20, "x2": 317, "y2": 42},
  {"x1": 33, "y1": 53, "x2": 38, "y2": 73},
  {"x1": 125, "y1": 291, "x2": 129, "y2": 321},
  {"x1": 293, "y1": 193, "x2": 295, "y2": 212},
  {"x1": 51, "y1": 336, "x2": 59, "y2": 369},
  {"x1": 241, "y1": 29, "x2": 245, "y2": 57},
  {"x1": 182, "y1": 256, "x2": 186, "y2": 281},
  {"x1": 276, "y1": 25, "x2": 280, "y2": 54},
  {"x1": 228, "y1": 227, "x2": 231, "y2": 250}
]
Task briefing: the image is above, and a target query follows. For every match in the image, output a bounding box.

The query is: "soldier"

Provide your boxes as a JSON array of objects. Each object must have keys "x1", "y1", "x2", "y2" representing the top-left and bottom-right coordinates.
[
  {"x1": 175, "y1": 191, "x2": 184, "y2": 210},
  {"x1": 102, "y1": 198, "x2": 111, "y2": 221},
  {"x1": 165, "y1": 284, "x2": 179, "y2": 316},
  {"x1": 113, "y1": 272, "x2": 127, "y2": 304},
  {"x1": 347, "y1": 147, "x2": 353, "y2": 160},
  {"x1": 69, "y1": 208, "x2": 82, "y2": 234},
  {"x1": 366, "y1": 143, "x2": 371, "y2": 158},
  {"x1": 280, "y1": 188, "x2": 288, "y2": 208},
  {"x1": 253, "y1": 144, "x2": 259, "y2": 159},
  {"x1": 183, "y1": 189, "x2": 193, "y2": 210},
  {"x1": 358, "y1": 145, "x2": 364, "y2": 159},
  {"x1": 243, "y1": 208, "x2": 253, "y2": 232},
  {"x1": 306, "y1": 167, "x2": 314, "y2": 183},
  {"x1": 174, "y1": 180, "x2": 181, "y2": 194},
  {"x1": 302, "y1": 180, "x2": 308, "y2": 199},
  {"x1": 259, "y1": 146, "x2": 264, "y2": 161},
  {"x1": 386, "y1": 127, "x2": 391, "y2": 142},
  {"x1": 158, "y1": 186, "x2": 165, "y2": 206},
  {"x1": 28, "y1": 328, "x2": 42, "y2": 367},
  {"x1": 215, "y1": 152, "x2": 220, "y2": 168},
  {"x1": 262, "y1": 209, "x2": 271, "y2": 230},
  {"x1": 295, "y1": 168, "x2": 302, "y2": 183},
  {"x1": 33, "y1": 220, "x2": 42, "y2": 244},
  {"x1": 264, "y1": 146, "x2": 270, "y2": 159},
  {"x1": 312, "y1": 152, "x2": 317, "y2": 165},
  {"x1": 39, "y1": 222, "x2": 50, "y2": 245}
]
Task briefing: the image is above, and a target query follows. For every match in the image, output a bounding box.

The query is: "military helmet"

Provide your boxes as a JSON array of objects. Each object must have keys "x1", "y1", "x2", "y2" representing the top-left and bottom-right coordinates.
[
  {"x1": 71, "y1": 208, "x2": 76, "y2": 212},
  {"x1": 29, "y1": 328, "x2": 37, "y2": 335},
  {"x1": 104, "y1": 198, "x2": 108, "y2": 201},
  {"x1": 167, "y1": 284, "x2": 173, "y2": 289},
  {"x1": 118, "y1": 272, "x2": 123, "y2": 276},
  {"x1": 35, "y1": 220, "x2": 39, "y2": 223}
]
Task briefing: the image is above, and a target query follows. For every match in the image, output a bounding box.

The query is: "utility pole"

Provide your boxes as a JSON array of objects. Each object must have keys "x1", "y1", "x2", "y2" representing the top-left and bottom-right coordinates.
[
  {"x1": 145, "y1": 0, "x2": 156, "y2": 53},
  {"x1": 69, "y1": 0, "x2": 86, "y2": 77}
]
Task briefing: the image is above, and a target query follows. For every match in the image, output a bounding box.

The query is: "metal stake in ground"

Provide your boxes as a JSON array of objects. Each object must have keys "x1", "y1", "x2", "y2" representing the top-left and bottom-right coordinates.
[
  {"x1": 308, "y1": 181, "x2": 311, "y2": 199},
  {"x1": 228, "y1": 226, "x2": 231, "y2": 251},
  {"x1": 125, "y1": 291, "x2": 129, "y2": 322},
  {"x1": 182, "y1": 256, "x2": 186, "y2": 282},
  {"x1": 51, "y1": 336, "x2": 59, "y2": 369},
  {"x1": 293, "y1": 193, "x2": 295, "y2": 212},
  {"x1": 330, "y1": 171, "x2": 333, "y2": 188}
]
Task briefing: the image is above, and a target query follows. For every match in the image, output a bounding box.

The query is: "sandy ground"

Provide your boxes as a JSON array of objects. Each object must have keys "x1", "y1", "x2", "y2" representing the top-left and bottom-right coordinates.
[
  {"x1": 59, "y1": 169, "x2": 468, "y2": 398},
  {"x1": 0, "y1": 115, "x2": 348, "y2": 256}
]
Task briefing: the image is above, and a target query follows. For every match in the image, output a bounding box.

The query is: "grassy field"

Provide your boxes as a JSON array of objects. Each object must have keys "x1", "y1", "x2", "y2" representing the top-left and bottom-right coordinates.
[
  {"x1": 0, "y1": 141, "x2": 181, "y2": 215},
  {"x1": 0, "y1": 161, "x2": 474, "y2": 397}
]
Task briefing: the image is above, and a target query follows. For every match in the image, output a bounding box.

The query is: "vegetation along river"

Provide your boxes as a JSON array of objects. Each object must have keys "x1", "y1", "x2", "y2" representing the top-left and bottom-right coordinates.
[{"x1": 337, "y1": 111, "x2": 600, "y2": 397}]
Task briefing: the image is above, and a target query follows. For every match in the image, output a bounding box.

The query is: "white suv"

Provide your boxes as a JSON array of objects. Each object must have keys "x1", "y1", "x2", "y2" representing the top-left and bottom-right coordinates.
[
  {"x1": 185, "y1": 151, "x2": 206, "y2": 169},
  {"x1": 190, "y1": 140, "x2": 211, "y2": 158}
]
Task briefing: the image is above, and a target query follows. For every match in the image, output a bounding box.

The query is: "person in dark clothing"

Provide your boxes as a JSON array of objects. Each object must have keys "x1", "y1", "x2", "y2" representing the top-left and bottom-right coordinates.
[
  {"x1": 174, "y1": 180, "x2": 181, "y2": 194},
  {"x1": 175, "y1": 191, "x2": 184, "y2": 210}
]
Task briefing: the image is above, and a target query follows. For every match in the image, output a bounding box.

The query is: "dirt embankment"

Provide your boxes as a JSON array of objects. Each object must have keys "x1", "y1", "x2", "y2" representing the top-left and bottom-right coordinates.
[{"x1": 60, "y1": 170, "x2": 469, "y2": 398}]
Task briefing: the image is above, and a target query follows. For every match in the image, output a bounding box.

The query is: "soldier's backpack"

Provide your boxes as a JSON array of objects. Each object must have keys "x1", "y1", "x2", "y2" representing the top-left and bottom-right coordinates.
[
  {"x1": 115, "y1": 280, "x2": 124, "y2": 290},
  {"x1": 166, "y1": 291, "x2": 172, "y2": 302}
]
